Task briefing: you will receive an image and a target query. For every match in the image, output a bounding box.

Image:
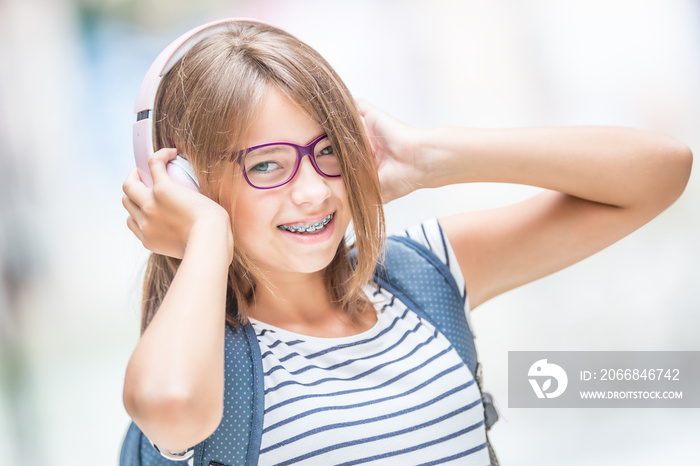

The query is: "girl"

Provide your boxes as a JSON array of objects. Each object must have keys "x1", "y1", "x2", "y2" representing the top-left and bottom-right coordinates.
[{"x1": 121, "y1": 19, "x2": 691, "y2": 465}]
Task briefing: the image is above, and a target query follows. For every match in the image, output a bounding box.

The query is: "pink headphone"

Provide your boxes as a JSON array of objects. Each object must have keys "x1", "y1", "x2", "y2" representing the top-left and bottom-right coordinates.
[{"x1": 132, "y1": 18, "x2": 269, "y2": 192}]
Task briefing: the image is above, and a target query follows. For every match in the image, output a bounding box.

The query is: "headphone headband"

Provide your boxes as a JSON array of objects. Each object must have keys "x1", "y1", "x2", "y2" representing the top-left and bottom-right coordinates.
[{"x1": 132, "y1": 18, "x2": 270, "y2": 189}]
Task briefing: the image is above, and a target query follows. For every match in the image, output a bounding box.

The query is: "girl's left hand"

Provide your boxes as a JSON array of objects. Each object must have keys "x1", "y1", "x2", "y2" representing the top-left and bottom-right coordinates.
[{"x1": 356, "y1": 99, "x2": 432, "y2": 203}]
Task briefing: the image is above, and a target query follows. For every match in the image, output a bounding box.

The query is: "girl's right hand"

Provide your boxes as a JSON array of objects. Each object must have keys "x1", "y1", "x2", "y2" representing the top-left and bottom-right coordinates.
[{"x1": 122, "y1": 148, "x2": 233, "y2": 262}]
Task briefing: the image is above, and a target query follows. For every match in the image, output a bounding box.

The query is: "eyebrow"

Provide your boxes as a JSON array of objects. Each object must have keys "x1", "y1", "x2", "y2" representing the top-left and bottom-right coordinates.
[{"x1": 246, "y1": 145, "x2": 289, "y2": 158}]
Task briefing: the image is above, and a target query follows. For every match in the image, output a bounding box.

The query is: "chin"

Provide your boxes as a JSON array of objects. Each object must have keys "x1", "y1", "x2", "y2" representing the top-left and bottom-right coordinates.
[{"x1": 276, "y1": 249, "x2": 339, "y2": 275}]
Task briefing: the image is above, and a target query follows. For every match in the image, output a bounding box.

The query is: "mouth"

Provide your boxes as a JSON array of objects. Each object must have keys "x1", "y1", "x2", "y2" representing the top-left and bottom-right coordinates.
[{"x1": 278, "y1": 213, "x2": 334, "y2": 234}]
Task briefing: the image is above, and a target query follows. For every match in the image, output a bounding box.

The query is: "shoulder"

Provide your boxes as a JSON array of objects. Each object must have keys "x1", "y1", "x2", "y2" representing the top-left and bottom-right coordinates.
[
  {"x1": 390, "y1": 218, "x2": 470, "y2": 309},
  {"x1": 398, "y1": 218, "x2": 450, "y2": 262}
]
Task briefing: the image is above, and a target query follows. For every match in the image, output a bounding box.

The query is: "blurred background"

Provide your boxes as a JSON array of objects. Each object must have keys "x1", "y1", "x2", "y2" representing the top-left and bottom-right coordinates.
[{"x1": 0, "y1": 0, "x2": 698, "y2": 464}]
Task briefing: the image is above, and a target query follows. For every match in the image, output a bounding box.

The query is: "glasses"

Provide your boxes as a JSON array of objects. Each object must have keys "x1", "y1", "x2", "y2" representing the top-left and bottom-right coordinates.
[{"x1": 235, "y1": 134, "x2": 341, "y2": 189}]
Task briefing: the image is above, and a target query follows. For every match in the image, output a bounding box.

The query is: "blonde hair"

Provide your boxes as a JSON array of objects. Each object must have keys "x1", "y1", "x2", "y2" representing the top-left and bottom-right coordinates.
[{"x1": 140, "y1": 21, "x2": 385, "y2": 332}]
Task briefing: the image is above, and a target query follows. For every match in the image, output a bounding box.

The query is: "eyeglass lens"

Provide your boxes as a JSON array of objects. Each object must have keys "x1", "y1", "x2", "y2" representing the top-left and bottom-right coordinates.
[{"x1": 243, "y1": 136, "x2": 341, "y2": 188}]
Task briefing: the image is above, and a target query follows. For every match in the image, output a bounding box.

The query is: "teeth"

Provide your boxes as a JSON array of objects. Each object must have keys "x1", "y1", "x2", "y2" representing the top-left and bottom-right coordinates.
[{"x1": 279, "y1": 213, "x2": 333, "y2": 234}]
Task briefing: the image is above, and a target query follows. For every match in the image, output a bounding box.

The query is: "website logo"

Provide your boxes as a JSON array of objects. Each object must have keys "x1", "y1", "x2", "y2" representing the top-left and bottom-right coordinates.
[{"x1": 528, "y1": 359, "x2": 568, "y2": 399}]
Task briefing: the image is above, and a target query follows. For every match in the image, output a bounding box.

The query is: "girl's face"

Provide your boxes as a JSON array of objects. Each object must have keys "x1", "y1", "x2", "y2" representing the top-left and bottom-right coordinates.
[{"x1": 232, "y1": 87, "x2": 351, "y2": 281}]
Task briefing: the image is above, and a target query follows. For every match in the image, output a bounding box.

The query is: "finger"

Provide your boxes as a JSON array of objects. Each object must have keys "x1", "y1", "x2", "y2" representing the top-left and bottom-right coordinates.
[
  {"x1": 376, "y1": 169, "x2": 391, "y2": 201},
  {"x1": 355, "y1": 98, "x2": 373, "y2": 117},
  {"x1": 355, "y1": 99, "x2": 404, "y2": 128},
  {"x1": 148, "y1": 148, "x2": 178, "y2": 184},
  {"x1": 122, "y1": 194, "x2": 144, "y2": 224},
  {"x1": 122, "y1": 168, "x2": 150, "y2": 206},
  {"x1": 355, "y1": 99, "x2": 378, "y2": 155},
  {"x1": 362, "y1": 117, "x2": 377, "y2": 153},
  {"x1": 126, "y1": 216, "x2": 144, "y2": 243}
]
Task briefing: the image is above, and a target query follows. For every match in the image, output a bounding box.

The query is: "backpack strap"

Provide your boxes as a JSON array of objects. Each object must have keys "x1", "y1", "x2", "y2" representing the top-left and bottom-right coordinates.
[
  {"x1": 376, "y1": 236, "x2": 478, "y2": 377},
  {"x1": 193, "y1": 322, "x2": 264, "y2": 466},
  {"x1": 377, "y1": 236, "x2": 500, "y2": 466},
  {"x1": 119, "y1": 420, "x2": 196, "y2": 465},
  {"x1": 118, "y1": 422, "x2": 142, "y2": 466},
  {"x1": 119, "y1": 322, "x2": 264, "y2": 466}
]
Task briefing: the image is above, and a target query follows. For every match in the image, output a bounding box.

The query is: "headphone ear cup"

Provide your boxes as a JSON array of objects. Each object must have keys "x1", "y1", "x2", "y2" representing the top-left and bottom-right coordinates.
[
  {"x1": 133, "y1": 117, "x2": 155, "y2": 187},
  {"x1": 134, "y1": 19, "x2": 272, "y2": 192},
  {"x1": 166, "y1": 155, "x2": 200, "y2": 192}
]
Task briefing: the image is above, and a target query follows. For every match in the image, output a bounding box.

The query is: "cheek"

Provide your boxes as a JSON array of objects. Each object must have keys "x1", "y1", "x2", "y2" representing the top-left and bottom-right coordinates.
[
  {"x1": 231, "y1": 189, "x2": 281, "y2": 264},
  {"x1": 335, "y1": 181, "x2": 352, "y2": 222},
  {"x1": 232, "y1": 191, "x2": 262, "y2": 244}
]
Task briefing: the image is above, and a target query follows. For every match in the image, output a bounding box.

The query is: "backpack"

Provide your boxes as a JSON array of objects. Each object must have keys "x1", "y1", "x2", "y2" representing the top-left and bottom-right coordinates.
[{"x1": 120, "y1": 236, "x2": 498, "y2": 465}]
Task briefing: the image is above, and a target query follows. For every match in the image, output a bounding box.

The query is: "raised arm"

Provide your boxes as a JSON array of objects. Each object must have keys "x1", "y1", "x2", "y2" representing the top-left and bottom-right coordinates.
[
  {"x1": 121, "y1": 148, "x2": 234, "y2": 450},
  {"x1": 358, "y1": 100, "x2": 692, "y2": 309}
]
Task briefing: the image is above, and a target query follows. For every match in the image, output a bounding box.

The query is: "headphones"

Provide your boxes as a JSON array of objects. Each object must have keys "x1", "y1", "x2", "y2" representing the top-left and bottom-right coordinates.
[{"x1": 132, "y1": 18, "x2": 268, "y2": 192}]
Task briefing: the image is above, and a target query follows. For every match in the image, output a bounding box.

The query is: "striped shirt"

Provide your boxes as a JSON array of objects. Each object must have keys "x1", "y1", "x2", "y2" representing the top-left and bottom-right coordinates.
[{"x1": 155, "y1": 219, "x2": 488, "y2": 465}]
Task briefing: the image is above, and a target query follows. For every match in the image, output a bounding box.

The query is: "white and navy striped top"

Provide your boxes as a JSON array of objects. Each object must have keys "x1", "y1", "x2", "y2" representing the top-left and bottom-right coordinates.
[{"x1": 154, "y1": 219, "x2": 488, "y2": 465}]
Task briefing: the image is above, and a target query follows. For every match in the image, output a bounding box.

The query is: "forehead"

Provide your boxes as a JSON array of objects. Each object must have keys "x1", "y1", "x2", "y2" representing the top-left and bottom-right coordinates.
[{"x1": 244, "y1": 86, "x2": 322, "y2": 148}]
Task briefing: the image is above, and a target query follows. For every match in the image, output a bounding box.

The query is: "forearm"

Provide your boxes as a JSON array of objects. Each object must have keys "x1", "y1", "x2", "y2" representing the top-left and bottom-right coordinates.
[
  {"x1": 421, "y1": 126, "x2": 692, "y2": 213},
  {"x1": 123, "y1": 218, "x2": 231, "y2": 449}
]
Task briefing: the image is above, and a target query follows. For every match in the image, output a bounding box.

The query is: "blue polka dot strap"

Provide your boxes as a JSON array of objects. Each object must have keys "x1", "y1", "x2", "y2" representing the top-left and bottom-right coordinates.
[
  {"x1": 376, "y1": 236, "x2": 478, "y2": 378},
  {"x1": 119, "y1": 323, "x2": 264, "y2": 466},
  {"x1": 193, "y1": 323, "x2": 264, "y2": 466}
]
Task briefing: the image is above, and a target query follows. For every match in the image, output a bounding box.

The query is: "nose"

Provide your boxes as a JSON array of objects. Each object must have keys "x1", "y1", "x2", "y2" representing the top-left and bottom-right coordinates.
[{"x1": 289, "y1": 156, "x2": 331, "y2": 205}]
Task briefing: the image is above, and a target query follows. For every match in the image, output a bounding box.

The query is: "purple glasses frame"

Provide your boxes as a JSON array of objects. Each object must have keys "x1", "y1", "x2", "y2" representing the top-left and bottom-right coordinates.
[{"x1": 235, "y1": 133, "x2": 341, "y2": 190}]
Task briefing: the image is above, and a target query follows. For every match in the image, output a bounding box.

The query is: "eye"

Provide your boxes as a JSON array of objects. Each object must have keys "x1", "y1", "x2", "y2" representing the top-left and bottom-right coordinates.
[
  {"x1": 316, "y1": 144, "x2": 335, "y2": 157},
  {"x1": 250, "y1": 161, "x2": 280, "y2": 173}
]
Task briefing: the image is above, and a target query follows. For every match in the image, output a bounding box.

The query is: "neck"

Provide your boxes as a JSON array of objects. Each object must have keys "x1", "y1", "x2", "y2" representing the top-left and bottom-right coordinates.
[{"x1": 249, "y1": 270, "x2": 375, "y2": 338}]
